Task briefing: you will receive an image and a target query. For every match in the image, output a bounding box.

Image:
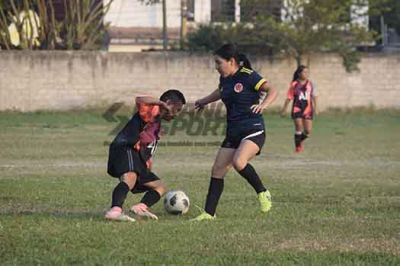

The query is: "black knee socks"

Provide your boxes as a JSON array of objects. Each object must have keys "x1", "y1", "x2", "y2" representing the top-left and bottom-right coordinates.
[
  {"x1": 301, "y1": 132, "x2": 309, "y2": 141},
  {"x1": 294, "y1": 133, "x2": 302, "y2": 148},
  {"x1": 295, "y1": 132, "x2": 309, "y2": 147},
  {"x1": 238, "y1": 164, "x2": 266, "y2": 194},
  {"x1": 111, "y1": 182, "x2": 130, "y2": 208},
  {"x1": 205, "y1": 177, "x2": 224, "y2": 216},
  {"x1": 140, "y1": 190, "x2": 161, "y2": 208}
]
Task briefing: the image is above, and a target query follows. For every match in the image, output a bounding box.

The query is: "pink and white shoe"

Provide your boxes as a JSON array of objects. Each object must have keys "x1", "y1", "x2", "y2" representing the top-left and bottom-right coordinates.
[
  {"x1": 105, "y1": 206, "x2": 135, "y2": 222},
  {"x1": 130, "y1": 203, "x2": 158, "y2": 220}
]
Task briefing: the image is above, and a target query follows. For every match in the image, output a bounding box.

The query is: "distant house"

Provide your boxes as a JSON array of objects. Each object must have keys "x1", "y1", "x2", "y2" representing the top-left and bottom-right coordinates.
[
  {"x1": 104, "y1": 0, "x2": 211, "y2": 52},
  {"x1": 104, "y1": 0, "x2": 371, "y2": 52}
]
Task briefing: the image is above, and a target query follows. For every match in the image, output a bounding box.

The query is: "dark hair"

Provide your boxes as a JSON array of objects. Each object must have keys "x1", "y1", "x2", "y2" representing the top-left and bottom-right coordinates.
[
  {"x1": 159, "y1": 89, "x2": 186, "y2": 104},
  {"x1": 292, "y1": 65, "x2": 308, "y2": 82},
  {"x1": 214, "y1": 44, "x2": 252, "y2": 70}
]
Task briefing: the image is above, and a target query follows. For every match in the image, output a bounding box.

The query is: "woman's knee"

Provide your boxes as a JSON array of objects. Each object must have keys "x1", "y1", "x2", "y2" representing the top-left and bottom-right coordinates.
[
  {"x1": 211, "y1": 163, "x2": 230, "y2": 178},
  {"x1": 232, "y1": 157, "x2": 247, "y2": 171},
  {"x1": 121, "y1": 172, "x2": 137, "y2": 189},
  {"x1": 154, "y1": 183, "x2": 167, "y2": 196}
]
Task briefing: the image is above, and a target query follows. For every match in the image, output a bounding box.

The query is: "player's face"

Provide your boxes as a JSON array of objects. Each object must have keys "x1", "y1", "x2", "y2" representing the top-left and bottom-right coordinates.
[
  {"x1": 300, "y1": 68, "x2": 309, "y2": 80},
  {"x1": 215, "y1": 55, "x2": 235, "y2": 77},
  {"x1": 163, "y1": 101, "x2": 183, "y2": 122}
]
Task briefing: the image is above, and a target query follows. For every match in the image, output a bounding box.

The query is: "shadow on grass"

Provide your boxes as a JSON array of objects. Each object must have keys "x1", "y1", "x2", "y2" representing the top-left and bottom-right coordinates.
[
  {"x1": 0, "y1": 209, "x2": 195, "y2": 223},
  {"x1": 1, "y1": 209, "x2": 105, "y2": 221}
]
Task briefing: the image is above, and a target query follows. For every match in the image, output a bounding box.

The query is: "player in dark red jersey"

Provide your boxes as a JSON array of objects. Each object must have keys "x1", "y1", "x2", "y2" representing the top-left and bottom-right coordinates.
[
  {"x1": 192, "y1": 44, "x2": 278, "y2": 221},
  {"x1": 280, "y1": 65, "x2": 318, "y2": 153},
  {"x1": 105, "y1": 90, "x2": 186, "y2": 221}
]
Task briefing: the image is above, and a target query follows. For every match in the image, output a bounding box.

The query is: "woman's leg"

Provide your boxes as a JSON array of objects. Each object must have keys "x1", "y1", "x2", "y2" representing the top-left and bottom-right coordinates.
[
  {"x1": 304, "y1": 119, "x2": 313, "y2": 135},
  {"x1": 294, "y1": 118, "x2": 305, "y2": 151},
  {"x1": 233, "y1": 139, "x2": 271, "y2": 212},
  {"x1": 233, "y1": 140, "x2": 265, "y2": 194},
  {"x1": 131, "y1": 180, "x2": 166, "y2": 220},
  {"x1": 105, "y1": 172, "x2": 138, "y2": 221},
  {"x1": 211, "y1": 147, "x2": 236, "y2": 178},
  {"x1": 204, "y1": 148, "x2": 236, "y2": 217},
  {"x1": 111, "y1": 172, "x2": 137, "y2": 208},
  {"x1": 141, "y1": 180, "x2": 167, "y2": 207}
]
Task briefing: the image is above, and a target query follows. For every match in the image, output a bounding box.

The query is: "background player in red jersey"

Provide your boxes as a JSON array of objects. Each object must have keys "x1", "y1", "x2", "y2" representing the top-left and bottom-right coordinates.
[
  {"x1": 105, "y1": 90, "x2": 186, "y2": 221},
  {"x1": 281, "y1": 66, "x2": 318, "y2": 153}
]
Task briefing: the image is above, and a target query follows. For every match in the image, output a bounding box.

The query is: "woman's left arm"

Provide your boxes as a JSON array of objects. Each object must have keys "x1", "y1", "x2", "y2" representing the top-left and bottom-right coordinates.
[
  {"x1": 251, "y1": 82, "x2": 279, "y2": 114},
  {"x1": 313, "y1": 96, "x2": 318, "y2": 116}
]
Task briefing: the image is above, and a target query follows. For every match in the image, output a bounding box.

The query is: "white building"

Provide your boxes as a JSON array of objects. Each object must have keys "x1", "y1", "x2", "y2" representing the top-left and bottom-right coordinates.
[
  {"x1": 104, "y1": 0, "x2": 211, "y2": 52},
  {"x1": 104, "y1": 0, "x2": 369, "y2": 52}
]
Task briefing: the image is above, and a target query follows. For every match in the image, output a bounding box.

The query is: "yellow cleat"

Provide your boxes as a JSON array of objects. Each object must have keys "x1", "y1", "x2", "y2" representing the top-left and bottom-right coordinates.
[
  {"x1": 190, "y1": 206, "x2": 216, "y2": 221},
  {"x1": 258, "y1": 190, "x2": 272, "y2": 213}
]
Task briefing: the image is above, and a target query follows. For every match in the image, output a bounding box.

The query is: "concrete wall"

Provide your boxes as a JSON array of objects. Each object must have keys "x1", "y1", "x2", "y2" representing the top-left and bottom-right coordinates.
[{"x1": 0, "y1": 51, "x2": 399, "y2": 112}]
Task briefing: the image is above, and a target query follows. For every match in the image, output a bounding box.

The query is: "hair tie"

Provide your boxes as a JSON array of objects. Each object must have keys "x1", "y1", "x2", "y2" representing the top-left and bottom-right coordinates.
[{"x1": 238, "y1": 53, "x2": 245, "y2": 66}]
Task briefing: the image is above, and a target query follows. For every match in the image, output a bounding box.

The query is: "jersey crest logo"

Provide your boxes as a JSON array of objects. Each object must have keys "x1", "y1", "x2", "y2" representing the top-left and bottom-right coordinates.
[{"x1": 234, "y1": 83, "x2": 243, "y2": 93}]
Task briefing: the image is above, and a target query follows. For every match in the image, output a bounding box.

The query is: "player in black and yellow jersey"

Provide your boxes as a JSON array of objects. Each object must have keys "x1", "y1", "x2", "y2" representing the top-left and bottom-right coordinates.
[
  {"x1": 105, "y1": 90, "x2": 186, "y2": 222},
  {"x1": 192, "y1": 44, "x2": 278, "y2": 221}
]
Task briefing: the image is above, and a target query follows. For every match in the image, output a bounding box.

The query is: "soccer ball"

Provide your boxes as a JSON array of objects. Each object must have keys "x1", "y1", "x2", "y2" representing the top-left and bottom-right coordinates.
[{"x1": 164, "y1": 190, "x2": 190, "y2": 215}]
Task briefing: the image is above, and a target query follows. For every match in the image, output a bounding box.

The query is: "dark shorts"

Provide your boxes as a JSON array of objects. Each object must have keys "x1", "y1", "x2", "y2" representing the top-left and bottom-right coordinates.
[
  {"x1": 107, "y1": 145, "x2": 160, "y2": 194},
  {"x1": 221, "y1": 130, "x2": 265, "y2": 155},
  {"x1": 292, "y1": 106, "x2": 313, "y2": 120},
  {"x1": 292, "y1": 112, "x2": 313, "y2": 120}
]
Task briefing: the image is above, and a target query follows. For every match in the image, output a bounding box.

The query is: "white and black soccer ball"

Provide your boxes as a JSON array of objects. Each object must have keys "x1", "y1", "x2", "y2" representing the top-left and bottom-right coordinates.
[{"x1": 164, "y1": 190, "x2": 190, "y2": 215}]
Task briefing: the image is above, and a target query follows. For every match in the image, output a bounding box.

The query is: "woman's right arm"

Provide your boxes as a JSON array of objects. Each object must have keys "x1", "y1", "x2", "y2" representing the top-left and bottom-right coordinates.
[
  {"x1": 195, "y1": 88, "x2": 221, "y2": 110},
  {"x1": 280, "y1": 99, "x2": 292, "y2": 117},
  {"x1": 280, "y1": 83, "x2": 295, "y2": 117}
]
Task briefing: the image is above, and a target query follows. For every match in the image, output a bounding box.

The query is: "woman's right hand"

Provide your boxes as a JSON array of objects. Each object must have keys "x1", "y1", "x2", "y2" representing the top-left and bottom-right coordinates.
[
  {"x1": 280, "y1": 110, "x2": 286, "y2": 118},
  {"x1": 194, "y1": 99, "x2": 206, "y2": 111}
]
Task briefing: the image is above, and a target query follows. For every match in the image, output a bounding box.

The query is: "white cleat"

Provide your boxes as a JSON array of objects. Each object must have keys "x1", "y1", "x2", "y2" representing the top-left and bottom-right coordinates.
[
  {"x1": 130, "y1": 203, "x2": 158, "y2": 220},
  {"x1": 105, "y1": 207, "x2": 135, "y2": 222}
]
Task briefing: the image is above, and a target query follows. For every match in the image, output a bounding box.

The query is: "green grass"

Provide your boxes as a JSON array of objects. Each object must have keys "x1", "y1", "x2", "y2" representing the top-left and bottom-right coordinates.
[{"x1": 1, "y1": 109, "x2": 400, "y2": 265}]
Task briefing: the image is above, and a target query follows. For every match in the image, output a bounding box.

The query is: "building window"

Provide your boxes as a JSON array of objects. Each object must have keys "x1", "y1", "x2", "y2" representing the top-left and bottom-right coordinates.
[
  {"x1": 187, "y1": 0, "x2": 195, "y2": 21},
  {"x1": 240, "y1": 0, "x2": 282, "y2": 22},
  {"x1": 211, "y1": 0, "x2": 235, "y2": 22}
]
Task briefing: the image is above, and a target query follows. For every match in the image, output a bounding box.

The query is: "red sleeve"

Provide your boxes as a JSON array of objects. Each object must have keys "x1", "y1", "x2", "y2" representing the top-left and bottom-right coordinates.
[
  {"x1": 136, "y1": 102, "x2": 160, "y2": 123},
  {"x1": 286, "y1": 82, "x2": 296, "y2": 100}
]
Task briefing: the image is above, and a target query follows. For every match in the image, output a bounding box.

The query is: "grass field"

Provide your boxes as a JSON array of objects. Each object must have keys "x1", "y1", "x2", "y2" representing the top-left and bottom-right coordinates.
[{"x1": 1, "y1": 108, "x2": 399, "y2": 265}]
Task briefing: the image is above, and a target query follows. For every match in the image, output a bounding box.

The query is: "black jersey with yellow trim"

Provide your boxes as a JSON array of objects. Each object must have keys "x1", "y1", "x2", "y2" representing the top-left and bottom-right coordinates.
[{"x1": 219, "y1": 67, "x2": 267, "y2": 134}]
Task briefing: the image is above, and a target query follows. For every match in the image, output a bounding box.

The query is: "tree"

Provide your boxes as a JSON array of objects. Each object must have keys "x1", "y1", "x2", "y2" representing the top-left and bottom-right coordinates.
[
  {"x1": 187, "y1": 0, "x2": 389, "y2": 72},
  {"x1": 0, "y1": 0, "x2": 114, "y2": 50},
  {"x1": 249, "y1": 0, "x2": 390, "y2": 71}
]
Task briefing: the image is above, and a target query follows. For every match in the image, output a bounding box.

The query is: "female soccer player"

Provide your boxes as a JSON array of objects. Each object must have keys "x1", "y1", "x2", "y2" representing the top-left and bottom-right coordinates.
[
  {"x1": 192, "y1": 44, "x2": 278, "y2": 221},
  {"x1": 105, "y1": 90, "x2": 186, "y2": 221},
  {"x1": 280, "y1": 65, "x2": 318, "y2": 153}
]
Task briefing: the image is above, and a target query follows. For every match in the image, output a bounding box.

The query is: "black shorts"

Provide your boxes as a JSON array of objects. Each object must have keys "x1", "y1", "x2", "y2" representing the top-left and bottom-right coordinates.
[
  {"x1": 292, "y1": 107, "x2": 313, "y2": 120},
  {"x1": 292, "y1": 112, "x2": 313, "y2": 120},
  {"x1": 107, "y1": 145, "x2": 160, "y2": 194},
  {"x1": 221, "y1": 130, "x2": 265, "y2": 155}
]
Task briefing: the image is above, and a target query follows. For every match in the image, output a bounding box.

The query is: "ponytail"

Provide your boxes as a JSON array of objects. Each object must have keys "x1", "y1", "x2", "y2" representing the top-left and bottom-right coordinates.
[
  {"x1": 214, "y1": 44, "x2": 253, "y2": 70},
  {"x1": 238, "y1": 53, "x2": 252, "y2": 69},
  {"x1": 293, "y1": 65, "x2": 307, "y2": 82}
]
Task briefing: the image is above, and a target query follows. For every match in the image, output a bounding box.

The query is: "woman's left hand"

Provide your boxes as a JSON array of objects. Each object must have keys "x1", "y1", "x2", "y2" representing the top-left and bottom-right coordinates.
[{"x1": 251, "y1": 104, "x2": 267, "y2": 114}]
